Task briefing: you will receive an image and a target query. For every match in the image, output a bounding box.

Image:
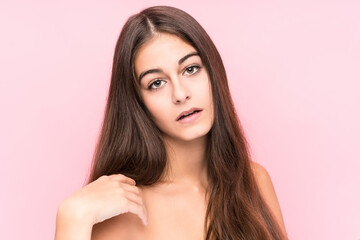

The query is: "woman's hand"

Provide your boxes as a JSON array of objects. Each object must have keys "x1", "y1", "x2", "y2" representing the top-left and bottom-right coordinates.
[{"x1": 55, "y1": 174, "x2": 148, "y2": 240}]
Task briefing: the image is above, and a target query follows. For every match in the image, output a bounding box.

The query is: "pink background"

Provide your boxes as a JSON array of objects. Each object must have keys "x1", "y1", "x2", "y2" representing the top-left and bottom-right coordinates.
[{"x1": 1, "y1": 0, "x2": 359, "y2": 239}]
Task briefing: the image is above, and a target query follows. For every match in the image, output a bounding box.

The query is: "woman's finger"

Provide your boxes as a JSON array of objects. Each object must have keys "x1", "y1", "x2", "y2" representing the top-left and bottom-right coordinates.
[
  {"x1": 124, "y1": 199, "x2": 148, "y2": 225},
  {"x1": 118, "y1": 182, "x2": 142, "y2": 195},
  {"x1": 121, "y1": 189, "x2": 145, "y2": 207},
  {"x1": 108, "y1": 174, "x2": 136, "y2": 185}
]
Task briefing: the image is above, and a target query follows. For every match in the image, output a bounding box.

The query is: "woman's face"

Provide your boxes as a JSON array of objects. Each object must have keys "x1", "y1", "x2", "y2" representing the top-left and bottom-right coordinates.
[{"x1": 134, "y1": 33, "x2": 214, "y2": 142}]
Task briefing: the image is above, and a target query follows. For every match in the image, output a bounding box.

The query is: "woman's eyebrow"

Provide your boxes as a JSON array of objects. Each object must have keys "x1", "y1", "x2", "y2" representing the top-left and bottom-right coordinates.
[
  {"x1": 138, "y1": 52, "x2": 199, "y2": 83},
  {"x1": 178, "y1": 52, "x2": 199, "y2": 65},
  {"x1": 138, "y1": 69, "x2": 163, "y2": 83}
]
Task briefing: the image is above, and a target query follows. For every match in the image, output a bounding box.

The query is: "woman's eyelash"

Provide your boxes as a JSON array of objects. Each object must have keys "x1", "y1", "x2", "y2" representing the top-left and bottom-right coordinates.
[
  {"x1": 148, "y1": 79, "x2": 165, "y2": 90},
  {"x1": 184, "y1": 65, "x2": 201, "y2": 75}
]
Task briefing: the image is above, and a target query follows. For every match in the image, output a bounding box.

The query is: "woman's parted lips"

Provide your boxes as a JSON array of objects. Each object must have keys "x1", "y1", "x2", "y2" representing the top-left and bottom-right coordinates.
[{"x1": 176, "y1": 107, "x2": 203, "y2": 121}]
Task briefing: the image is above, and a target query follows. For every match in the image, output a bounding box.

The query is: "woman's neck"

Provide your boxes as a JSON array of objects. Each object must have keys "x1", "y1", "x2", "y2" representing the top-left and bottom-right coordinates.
[{"x1": 159, "y1": 134, "x2": 209, "y2": 191}]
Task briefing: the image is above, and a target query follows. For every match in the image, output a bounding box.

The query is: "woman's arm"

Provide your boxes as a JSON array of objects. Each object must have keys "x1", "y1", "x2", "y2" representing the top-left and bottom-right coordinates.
[
  {"x1": 250, "y1": 161, "x2": 287, "y2": 237},
  {"x1": 54, "y1": 174, "x2": 148, "y2": 240},
  {"x1": 55, "y1": 203, "x2": 93, "y2": 240}
]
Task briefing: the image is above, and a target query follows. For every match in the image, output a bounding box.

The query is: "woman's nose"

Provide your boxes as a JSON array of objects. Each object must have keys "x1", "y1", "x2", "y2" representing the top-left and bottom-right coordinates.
[{"x1": 172, "y1": 78, "x2": 191, "y2": 104}]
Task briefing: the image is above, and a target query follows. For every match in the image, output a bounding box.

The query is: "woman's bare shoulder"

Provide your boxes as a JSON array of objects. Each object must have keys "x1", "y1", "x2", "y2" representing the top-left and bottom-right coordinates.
[
  {"x1": 250, "y1": 162, "x2": 280, "y2": 210},
  {"x1": 250, "y1": 162, "x2": 279, "y2": 209},
  {"x1": 249, "y1": 161, "x2": 287, "y2": 236},
  {"x1": 250, "y1": 161, "x2": 272, "y2": 184}
]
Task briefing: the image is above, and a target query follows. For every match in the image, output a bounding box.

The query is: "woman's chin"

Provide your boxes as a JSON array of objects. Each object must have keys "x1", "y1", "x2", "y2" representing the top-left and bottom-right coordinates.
[{"x1": 163, "y1": 129, "x2": 211, "y2": 143}]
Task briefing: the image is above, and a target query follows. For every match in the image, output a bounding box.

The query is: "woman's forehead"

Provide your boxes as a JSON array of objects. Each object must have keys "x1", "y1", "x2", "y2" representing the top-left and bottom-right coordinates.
[{"x1": 134, "y1": 33, "x2": 197, "y2": 72}]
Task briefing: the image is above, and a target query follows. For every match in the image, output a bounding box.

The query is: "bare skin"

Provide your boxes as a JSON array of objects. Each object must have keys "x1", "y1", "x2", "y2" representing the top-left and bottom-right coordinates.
[
  {"x1": 55, "y1": 33, "x2": 287, "y2": 240},
  {"x1": 55, "y1": 137, "x2": 287, "y2": 240},
  {"x1": 91, "y1": 135, "x2": 210, "y2": 240},
  {"x1": 89, "y1": 163, "x2": 287, "y2": 240},
  {"x1": 91, "y1": 180, "x2": 208, "y2": 240}
]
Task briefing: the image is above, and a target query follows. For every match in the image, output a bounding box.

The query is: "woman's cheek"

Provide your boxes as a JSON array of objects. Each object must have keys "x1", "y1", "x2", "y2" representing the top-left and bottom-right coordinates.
[{"x1": 144, "y1": 95, "x2": 169, "y2": 123}]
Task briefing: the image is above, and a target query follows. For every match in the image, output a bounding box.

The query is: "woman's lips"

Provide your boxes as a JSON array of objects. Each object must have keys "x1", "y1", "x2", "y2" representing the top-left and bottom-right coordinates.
[
  {"x1": 177, "y1": 110, "x2": 202, "y2": 123},
  {"x1": 176, "y1": 107, "x2": 203, "y2": 121}
]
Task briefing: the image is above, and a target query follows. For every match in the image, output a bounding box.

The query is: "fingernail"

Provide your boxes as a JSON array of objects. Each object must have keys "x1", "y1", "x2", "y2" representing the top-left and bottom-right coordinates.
[{"x1": 143, "y1": 218, "x2": 148, "y2": 226}]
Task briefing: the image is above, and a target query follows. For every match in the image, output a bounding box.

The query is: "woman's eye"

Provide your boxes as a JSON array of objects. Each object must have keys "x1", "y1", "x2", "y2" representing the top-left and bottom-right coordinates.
[
  {"x1": 148, "y1": 79, "x2": 165, "y2": 90},
  {"x1": 184, "y1": 65, "x2": 200, "y2": 76}
]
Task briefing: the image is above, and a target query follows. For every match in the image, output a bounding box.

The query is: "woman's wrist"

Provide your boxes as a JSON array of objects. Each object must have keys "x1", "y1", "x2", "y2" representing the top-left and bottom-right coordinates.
[{"x1": 55, "y1": 201, "x2": 94, "y2": 240}]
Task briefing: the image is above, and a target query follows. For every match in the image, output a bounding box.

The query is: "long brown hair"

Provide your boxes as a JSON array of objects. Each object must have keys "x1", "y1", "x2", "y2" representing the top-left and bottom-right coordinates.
[{"x1": 88, "y1": 5, "x2": 285, "y2": 240}]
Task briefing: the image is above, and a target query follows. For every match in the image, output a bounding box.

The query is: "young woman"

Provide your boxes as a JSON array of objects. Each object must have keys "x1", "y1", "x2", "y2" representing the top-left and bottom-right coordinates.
[{"x1": 55, "y1": 6, "x2": 287, "y2": 240}]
